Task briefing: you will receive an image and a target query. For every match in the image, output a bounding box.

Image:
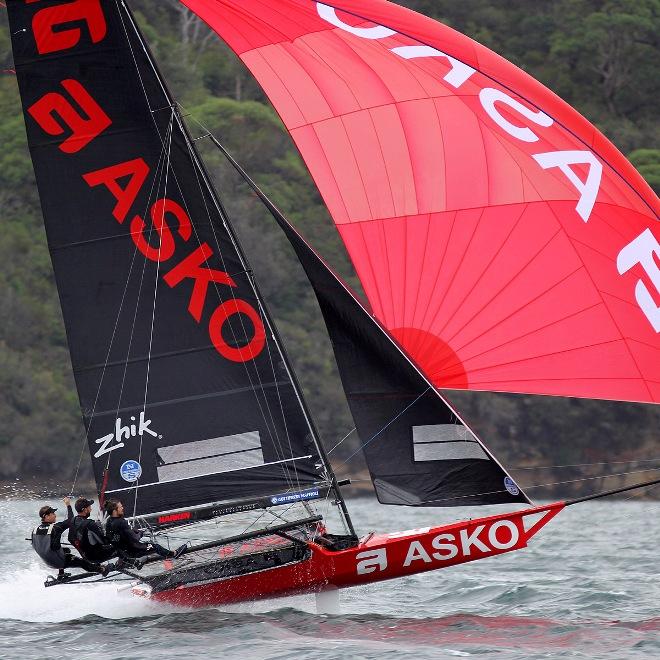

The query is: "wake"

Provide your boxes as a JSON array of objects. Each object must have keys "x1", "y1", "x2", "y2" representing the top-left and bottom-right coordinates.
[{"x1": 0, "y1": 561, "x2": 168, "y2": 622}]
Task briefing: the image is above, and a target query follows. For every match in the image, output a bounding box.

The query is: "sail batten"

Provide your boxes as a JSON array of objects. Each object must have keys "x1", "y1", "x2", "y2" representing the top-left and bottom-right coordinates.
[{"x1": 181, "y1": 0, "x2": 660, "y2": 404}]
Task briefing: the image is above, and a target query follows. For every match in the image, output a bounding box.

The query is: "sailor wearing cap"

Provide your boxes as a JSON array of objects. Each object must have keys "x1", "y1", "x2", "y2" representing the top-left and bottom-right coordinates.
[
  {"x1": 31, "y1": 497, "x2": 112, "y2": 578},
  {"x1": 68, "y1": 497, "x2": 117, "y2": 564}
]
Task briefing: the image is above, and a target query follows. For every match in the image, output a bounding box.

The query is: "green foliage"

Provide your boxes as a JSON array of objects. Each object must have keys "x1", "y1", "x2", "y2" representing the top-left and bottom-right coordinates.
[
  {"x1": 628, "y1": 149, "x2": 660, "y2": 193},
  {"x1": 0, "y1": 1, "x2": 657, "y2": 496}
]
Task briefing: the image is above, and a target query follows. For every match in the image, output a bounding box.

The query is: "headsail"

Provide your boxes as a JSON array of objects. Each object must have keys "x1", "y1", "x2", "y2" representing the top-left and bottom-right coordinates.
[
  {"x1": 179, "y1": 0, "x2": 660, "y2": 404},
  {"x1": 216, "y1": 142, "x2": 529, "y2": 507},
  {"x1": 7, "y1": 0, "x2": 328, "y2": 517}
]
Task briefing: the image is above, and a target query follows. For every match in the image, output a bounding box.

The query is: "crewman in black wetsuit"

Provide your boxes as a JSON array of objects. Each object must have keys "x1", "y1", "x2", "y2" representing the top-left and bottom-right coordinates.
[
  {"x1": 31, "y1": 497, "x2": 112, "y2": 578},
  {"x1": 68, "y1": 497, "x2": 117, "y2": 564},
  {"x1": 105, "y1": 499, "x2": 186, "y2": 566}
]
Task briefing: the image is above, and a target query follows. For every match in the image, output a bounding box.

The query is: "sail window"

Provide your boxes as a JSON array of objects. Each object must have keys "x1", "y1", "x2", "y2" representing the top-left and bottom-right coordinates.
[
  {"x1": 412, "y1": 425, "x2": 488, "y2": 462},
  {"x1": 157, "y1": 432, "x2": 264, "y2": 481}
]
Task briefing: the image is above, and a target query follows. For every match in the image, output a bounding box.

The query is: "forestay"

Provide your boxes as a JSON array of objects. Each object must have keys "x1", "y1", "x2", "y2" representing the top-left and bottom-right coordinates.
[
  {"x1": 8, "y1": 0, "x2": 326, "y2": 517},
  {"x1": 179, "y1": 0, "x2": 660, "y2": 404}
]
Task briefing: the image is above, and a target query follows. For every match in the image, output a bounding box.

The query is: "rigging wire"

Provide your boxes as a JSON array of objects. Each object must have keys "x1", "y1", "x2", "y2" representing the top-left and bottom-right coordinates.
[
  {"x1": 340, "y1": 387, "x2": 431, "y2": 464},
  {"x1": 177, "y1": 124, "x2": 301, "y2": 491},
  {"x1": 521, "y1": 466, "x2": 660, "y2": 491},
  {"x1": 131, "y1": 109, "x2": 176, "y2": 519},
  {"x1": 327, "y1": 427, "x2": 356, "y2": 455},
  {"x1": 69, "y1": 118, "x2": 173, "y2": 498},
  {"x1": 510, "y1": 457, "x2": 660, "y2": 471},
  {"x1": 179, "y1": 110, "x2": 358, "y2": 533},
  {"x1": 412, "y1": 465, "x2": 660, "y2": 507}
]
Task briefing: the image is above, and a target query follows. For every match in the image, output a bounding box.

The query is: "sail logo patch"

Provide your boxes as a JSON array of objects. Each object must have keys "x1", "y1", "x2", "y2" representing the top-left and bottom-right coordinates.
[
  {"x1": 120, "y1": 460, "x2": 142, "y2": 482},
  {"x1": 504, "y1": 477, "x2": 520, "y2": 496},
  {"x1": 93, "y1": 412, "x2": 159, "y2": 458}
]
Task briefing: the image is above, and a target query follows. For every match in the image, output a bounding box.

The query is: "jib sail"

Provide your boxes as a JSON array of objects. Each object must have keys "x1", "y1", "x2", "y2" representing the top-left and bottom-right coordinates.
[
  {"x1": 221, "y1": 147, "x2": 529, "y2": 507},
  {"x1": 179, "y1": 0, "x2": 660, "y2": 404},
  {"x1": 7, "y1": 0, "x2": 327, "y2": 517}
]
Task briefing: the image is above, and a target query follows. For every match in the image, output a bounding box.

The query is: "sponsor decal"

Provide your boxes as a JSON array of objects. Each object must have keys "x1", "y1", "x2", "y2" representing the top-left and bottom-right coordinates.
[
  {"x1": 120, "y1": 459, "x2": 142, "y2": 482},
  {"x1": 158, "y1": 511, "x2": 192, "y2": 524},
  {"x1": 504, "y1": 476, "x2": 520, "y2": 496},
  {"x1": 356, "y1": 518, "x2": 522, "y2": 576},
  {"x1": 26, "y1": 0, "x2": 268, "y2": 362},
  {"x1": 211, "y1": 502, "x2": 261, "y2": 516},
  {"x1": 94, "y1": 412, "x2": 159, "y2": 458},
  {"x1": 356, "y1": 548, "x2": 388, "y2": 575},
  {"x1": 270, "y1": 488, "x2": 321, "y2": 505}
]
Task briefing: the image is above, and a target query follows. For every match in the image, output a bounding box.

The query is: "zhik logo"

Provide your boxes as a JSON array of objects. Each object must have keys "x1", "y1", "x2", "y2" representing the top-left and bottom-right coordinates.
[{"x1": 94, "y1": 412, "x2": 159, "y2": 458}]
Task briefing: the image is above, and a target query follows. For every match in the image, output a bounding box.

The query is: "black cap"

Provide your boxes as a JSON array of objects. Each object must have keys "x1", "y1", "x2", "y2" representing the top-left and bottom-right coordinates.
[
  {"x1": 39, "y1": 505, "x2": 57, "y2": 519},
  {"x1": 75, "y1": 497, "x2": 94, "y2": 512}
]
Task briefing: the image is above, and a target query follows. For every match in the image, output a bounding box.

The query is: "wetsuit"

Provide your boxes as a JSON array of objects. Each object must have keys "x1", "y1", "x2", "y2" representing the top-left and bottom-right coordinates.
[
  {"x1": 106, "y1": 516, "x2": 173, "y2": 558},
  {"x1": 68, "y1": 514, "x2": 116, "y2": 562},
  {"x1": 31, "y1": 506, "x2": 102, "y2": 573}
]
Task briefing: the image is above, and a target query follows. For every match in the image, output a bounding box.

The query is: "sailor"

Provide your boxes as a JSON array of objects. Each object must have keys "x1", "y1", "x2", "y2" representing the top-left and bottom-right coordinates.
[
  {"x1": 32, "y1": 497, "x2": 112, "y2": 578},
  {"x1": 68, "y1": 497, "x2": 117, "y2": 564},
  {"x1": 105, "y1": 499, "x2": 186, "y2": 564}
]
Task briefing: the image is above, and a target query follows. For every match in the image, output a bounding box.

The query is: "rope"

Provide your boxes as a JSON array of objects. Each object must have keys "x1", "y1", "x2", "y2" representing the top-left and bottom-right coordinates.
[
  {"x1": 340, "y1": 387, "x2": 430, "y2": 464},
  {"x1": 512, "y1": 457, "x2": 660, "y2": 471},
  {"x1": 413, "y1": 466, "x2": 660, "y2": 506},
  {"x1": 131, "y1": 110, "x2": 175, "y2": 519},
  {"x1": 521, "y1": 466, "x2": 660, "y2": 491},
  {"x1": 327, "y1": 427, "x2": 356, "y2": 455}
]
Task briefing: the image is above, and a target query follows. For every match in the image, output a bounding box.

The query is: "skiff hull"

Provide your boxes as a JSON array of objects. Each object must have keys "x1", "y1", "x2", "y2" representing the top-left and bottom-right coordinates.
[{"x1": 139, "y1": 503, "x2": 563, "y2": 607}]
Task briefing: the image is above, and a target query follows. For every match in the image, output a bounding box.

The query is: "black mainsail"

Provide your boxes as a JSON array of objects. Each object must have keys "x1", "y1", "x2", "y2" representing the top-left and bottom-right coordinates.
[{"x1": 8, "y1": 0, "x2": 341, "y2": 520}]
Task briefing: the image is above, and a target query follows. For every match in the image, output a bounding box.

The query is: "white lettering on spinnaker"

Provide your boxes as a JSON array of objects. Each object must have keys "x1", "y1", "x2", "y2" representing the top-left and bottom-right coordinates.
[
  {"x1": 391, "y1": 45, "x2": 476, "y2": 88},
  {"x1": 617, "y1": 228, "x2": 660, "y2": 332},
  {"x1": 94, "y1": 411, "x2": 158, "y2": 458},
  {"x1": 479, "y1": 88, "x2": 553, "y2": 142},
  {"x1": 533, "y1": 150, "x2": 603, "y2": 222},
  {"x1": 314, "y1": 2, "x2": 658, "y2": 328},
  {"x1": 316, "y1": 3, "x2": 395, "y2": 39},
  {"x1": 356, "y1": 548, "x2": 388, "y2": 575}
]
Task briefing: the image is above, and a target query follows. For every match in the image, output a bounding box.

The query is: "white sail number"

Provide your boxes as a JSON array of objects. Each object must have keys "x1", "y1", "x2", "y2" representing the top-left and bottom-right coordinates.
[{"x1": 316, "y1": 3, "x2": 659, "y2": 333}]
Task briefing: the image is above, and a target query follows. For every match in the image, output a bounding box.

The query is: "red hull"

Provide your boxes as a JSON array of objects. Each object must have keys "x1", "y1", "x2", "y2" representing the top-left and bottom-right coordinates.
[{"x1": 146, "y1": 502, "x2": 563, "y2": 608}]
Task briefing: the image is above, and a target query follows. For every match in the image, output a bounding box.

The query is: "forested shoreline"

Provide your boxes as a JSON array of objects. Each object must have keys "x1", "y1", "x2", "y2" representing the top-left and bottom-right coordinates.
[{"x1": 0, "y1": 1, "x2": 658, "y2": 499}]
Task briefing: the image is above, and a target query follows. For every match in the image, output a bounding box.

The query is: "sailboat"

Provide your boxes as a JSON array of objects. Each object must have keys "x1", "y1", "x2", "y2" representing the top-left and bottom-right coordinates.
[{"x1": 6, "y1": 0, "x2": 658, "y2": 608}]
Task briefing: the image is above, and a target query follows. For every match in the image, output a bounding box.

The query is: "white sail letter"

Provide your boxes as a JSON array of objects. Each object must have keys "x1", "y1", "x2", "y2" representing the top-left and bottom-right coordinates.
[
  {"x1": 316, "y1": 3, "x2": 395, "y2": 39},
  {"x1": 479, "y1": 88, "x2": 553, "y2": 142},
  {"x1": 617, "y1": 228, "x2": 660, "y2": 332},
  {"x1": 533, "y1": 150, "x2": 602, "y2": 222},
  {"x1": 391, "y1": 45, "x2": 475, "y2": 88}
]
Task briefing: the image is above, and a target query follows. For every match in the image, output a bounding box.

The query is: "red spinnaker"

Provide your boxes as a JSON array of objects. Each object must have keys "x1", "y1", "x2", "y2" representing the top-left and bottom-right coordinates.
[{"x1": 180, "y1": 0, "x2": 660, "y2": 403}]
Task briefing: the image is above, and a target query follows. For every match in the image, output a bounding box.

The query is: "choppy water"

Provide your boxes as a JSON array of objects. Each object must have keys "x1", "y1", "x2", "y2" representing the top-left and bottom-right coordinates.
[{"x1": 1, "y1": 497, "x2": 658, "y2": 659}]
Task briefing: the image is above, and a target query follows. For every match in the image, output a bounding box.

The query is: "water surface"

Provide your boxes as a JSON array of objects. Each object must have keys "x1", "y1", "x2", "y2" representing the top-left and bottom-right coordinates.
[{"x1": 1, "y1": 498, "x2": 658, "y2": 659}]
